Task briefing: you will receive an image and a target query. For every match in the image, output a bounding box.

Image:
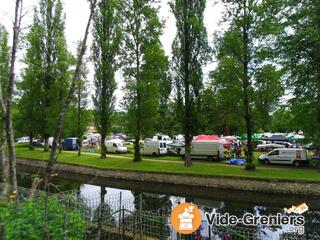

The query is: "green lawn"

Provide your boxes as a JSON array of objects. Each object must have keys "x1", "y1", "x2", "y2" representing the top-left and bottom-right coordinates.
[{"x1": 15, "y1": 147, "x2": 320, "y2": 182}]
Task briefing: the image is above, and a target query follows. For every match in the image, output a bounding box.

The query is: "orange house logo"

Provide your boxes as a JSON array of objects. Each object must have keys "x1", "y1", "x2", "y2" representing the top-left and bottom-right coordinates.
[{"x1": 170, "y1": 202, "x2": 202, "y2": 234}]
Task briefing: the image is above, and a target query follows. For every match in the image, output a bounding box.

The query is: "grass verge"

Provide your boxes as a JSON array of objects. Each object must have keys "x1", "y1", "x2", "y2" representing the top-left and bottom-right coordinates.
[{"x1": 15, "y1": 147, "x2": 320, "y2": 182}]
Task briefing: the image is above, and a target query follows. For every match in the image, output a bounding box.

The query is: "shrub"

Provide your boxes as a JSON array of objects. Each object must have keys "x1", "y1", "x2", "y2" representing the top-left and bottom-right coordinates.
[{"x1": 0, "y1": 195, "x2": 87, "y2": 239}]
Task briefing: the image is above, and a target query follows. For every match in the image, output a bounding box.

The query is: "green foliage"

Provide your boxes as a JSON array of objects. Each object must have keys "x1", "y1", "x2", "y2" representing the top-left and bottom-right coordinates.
[
  {"x1": 63, "y1": 41, "x2": 91, "y2": 140},
  {"x1": 110, "y1": 111, "x2": 128, "y2": 134},
  {"x1": 270, "y1": 107, "x2": 296, "y2": 133},
  {"x1": 0, "y1": 25, "x2": 9, "y2": 130},
  {"x1": 0, "y1": 25, "x2": 9, "y2": 96},
  {"x1": 253, "y1": 65, "x2": 284, "y2": 131},
  {"x1": 18, "y1": 0, "x2": 72, "y2": 143},
  {"x1": 0, "y1": 196, "x2": 86, "y2": 239},
  {"x1": 277, "y1": 0, "x2": 320, "y2": 149}
]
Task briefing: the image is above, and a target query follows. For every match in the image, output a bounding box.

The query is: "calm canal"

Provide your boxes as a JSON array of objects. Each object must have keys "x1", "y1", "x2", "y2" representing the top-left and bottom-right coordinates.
[{"x1": 17, "y1": 167, "x2": 320, "y2": 239}]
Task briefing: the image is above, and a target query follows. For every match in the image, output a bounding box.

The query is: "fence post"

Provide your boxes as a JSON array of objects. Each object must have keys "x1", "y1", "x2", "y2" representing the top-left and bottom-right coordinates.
[
  {"x1": 160, "y1": 209, "x2": 163, "y2": 240},
  {"x1": 139, "y1": 193, "x2": 142, "y2": 212},
  {"x1": 122, "y1": 206, "x2": 125, "y2": 240},
  {"x1": 119, "y1": 192, "x2": 122, "y2": 235},
  {"x1": 132, "y1": 212, "x2": 136, "y2": 239},
  {"x1": 139, "y1": 193, "x2": 143, "y2": 240},
  {"x1": 63, "y1": 214, "x2": 68, "y2": 239},
  {"x1": 0, "y1": 224, "x2": 6, "y2": 240}
]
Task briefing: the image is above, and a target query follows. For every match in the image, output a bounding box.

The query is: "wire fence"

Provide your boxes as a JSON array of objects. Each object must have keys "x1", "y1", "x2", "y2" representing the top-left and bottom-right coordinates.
[{"x1": 0, "y1": 184, "x2": 319, "y2": 240}]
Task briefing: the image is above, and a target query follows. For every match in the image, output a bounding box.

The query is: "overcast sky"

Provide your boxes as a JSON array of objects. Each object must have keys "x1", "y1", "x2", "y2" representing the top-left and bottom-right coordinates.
[{"x1": 0, "y1": 0, "x2": 225, "y2": 108}]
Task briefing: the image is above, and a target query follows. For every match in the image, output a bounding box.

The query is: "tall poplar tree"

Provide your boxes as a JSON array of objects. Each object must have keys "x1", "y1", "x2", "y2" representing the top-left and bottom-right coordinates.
[
  {"x1": 92, "y1": 0, "x2": 122, "y2": 159},
  {"x1": 121, "y1": 0, "x2": 167, "y2": 161},
  {"x1": 170, "y1": 0, "x2": 209, "y2": 167},
  {"x1": 18, "y1": 10, "x2": 43, "y2": 150},
  {"x1": 38, "y1": 0, "x2": 71, "y2": 151}
]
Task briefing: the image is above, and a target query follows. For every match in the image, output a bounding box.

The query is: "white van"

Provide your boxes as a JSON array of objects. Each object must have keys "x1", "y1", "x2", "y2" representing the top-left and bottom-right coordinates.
[
  {"x1": 258, "y1": 148, "x2": 309, "y2": 166},
  {"x1": 180, "y1": 141, "x2": 224, "y2": 160},
  {"x1": 141, "y1": 140, "x2": 167, "y2": 156},
  {"x1": 105, "y1": 139, "x2": 128, "y2": 153}
]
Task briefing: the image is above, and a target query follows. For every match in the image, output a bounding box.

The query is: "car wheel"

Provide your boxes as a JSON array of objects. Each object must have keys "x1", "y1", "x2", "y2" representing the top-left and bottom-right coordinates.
[
  {"x1": 264, "y1": 159, "x2": 270, "y2": 164},
  {"x1": 207, "y1": 156, "x2": 214, "y2": 161},
  {"x1": 294, "y1": 161, "x2": 300, "y2": 167},
  {"x1": 152, "y1": 152, "x2": 157, "y2": 157}
]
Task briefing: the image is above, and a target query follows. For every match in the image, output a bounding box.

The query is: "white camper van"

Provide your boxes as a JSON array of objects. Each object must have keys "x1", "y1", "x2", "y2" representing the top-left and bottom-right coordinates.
[
  {"x1": 105, "y1": 139, "x2": 128, "y2": 153},
  {"x1": 141, "y1": 140, "x2": 167, "y2": 156},
  {"x1": 258, "y1": 148, "x2": 309, "y2": 166},
  {"x1": 180, "y1": 141, "x2": 224, "y2": 160}
]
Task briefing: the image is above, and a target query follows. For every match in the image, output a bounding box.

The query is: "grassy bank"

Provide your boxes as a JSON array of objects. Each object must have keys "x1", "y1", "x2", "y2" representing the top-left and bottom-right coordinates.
[{"x1": 15, "y1": 146, "x2": 320, "y2": 182}]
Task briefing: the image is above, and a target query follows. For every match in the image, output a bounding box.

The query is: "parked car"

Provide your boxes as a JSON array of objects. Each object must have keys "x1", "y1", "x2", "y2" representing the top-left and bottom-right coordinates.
[
  {"x1": 16, "y1": 137, "x2": 30, "y2": 144},
  {"x1": 273, "y1": 141, "x2": 294, "y2": 148},
  {"x1": 32, "y1": 139, "x2": 44, "y2": 147},
  {"x1": 105, "y1": 139, "x2": 128, "y2": 153},
  {"x1": 141, "y1": 140, "x2": 167, "y2": 156},
  {"x1": 180, "y1": 140, "x2": 224, "y2": 160},
  {"x1": 258, "y1": 148, "x2": 309, "y2": 166}
]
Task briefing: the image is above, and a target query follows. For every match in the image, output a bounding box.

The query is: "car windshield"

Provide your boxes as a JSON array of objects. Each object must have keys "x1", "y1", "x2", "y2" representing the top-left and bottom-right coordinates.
[
  {"x1": 117, "y1": 143, "x2": 123, "y2": 147},
  {"x1": 269, "y1": 150, "x2": 279, "y2": 156}
]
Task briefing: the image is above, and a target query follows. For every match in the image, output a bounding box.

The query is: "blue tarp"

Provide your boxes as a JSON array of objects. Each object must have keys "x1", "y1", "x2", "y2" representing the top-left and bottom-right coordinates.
[{"x1": 226, "y1": 158, "x2": 245, "y2": 166}]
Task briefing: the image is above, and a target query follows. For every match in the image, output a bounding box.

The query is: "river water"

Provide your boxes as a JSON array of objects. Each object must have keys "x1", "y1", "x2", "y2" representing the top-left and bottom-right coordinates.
[{"x1": 16, "y1": 168, "x2": 320, "y2": 240}]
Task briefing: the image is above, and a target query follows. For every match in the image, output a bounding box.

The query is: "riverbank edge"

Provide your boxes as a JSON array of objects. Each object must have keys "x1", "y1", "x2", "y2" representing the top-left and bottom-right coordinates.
[{"x1": 17, "y1": 158, "x2": 320, "y2": 196}]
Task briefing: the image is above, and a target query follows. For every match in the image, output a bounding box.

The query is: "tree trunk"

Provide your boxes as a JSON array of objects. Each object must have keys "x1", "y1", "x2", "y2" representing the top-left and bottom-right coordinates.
[
  {"x1": 134, "y1": 135, "x2": 141, "y2": 161},
  {"x1": 183, "y1": 0, "x2": 192, "y2": 167},
  {"x1": 77, "y1": 81, "x2": 81, "y2": 157},
  {"x1": 44, "y1": 135, "x2": 49, "y2": 152},
  {"x1": 101, "y1": 134, "x2": 106, "y2": 159},
  {"x1": 5, "y1": 0, "x2": 22, "y2": 193},
  {"x1": 134, "y1": 42, "x2": 141, "y2": 162},
  {"x1": 242, "y1": 0, "x2": 254, "y2": 170},
  {"x1": 316, "y1": 91, "x2": 320, "y2": 157},
  {"x1": 29, "y1": 131, "x2": 34, "y2": 150},
  {"x1": 184, "y1": 135, "x2": 192, "y2": 167},
  {"x1": 0, "y1": 116, "x2": 9, "y2": 196},
  {"x1": 77, "y1": 138, "x2": 81, "y2": 156}
]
